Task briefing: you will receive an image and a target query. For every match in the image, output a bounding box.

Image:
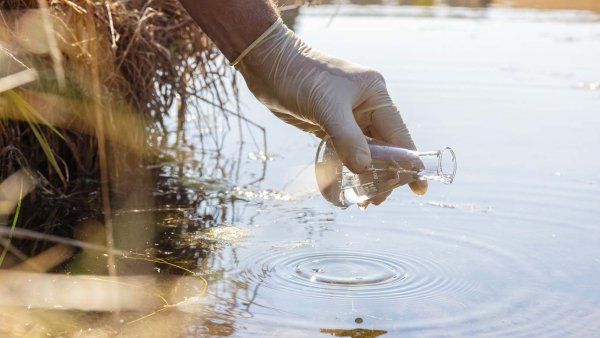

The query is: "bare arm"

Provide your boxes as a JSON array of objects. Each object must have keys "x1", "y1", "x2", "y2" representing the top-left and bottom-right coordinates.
[{"x1": 178, "y1": 0, "x2": 279, "y2": 61}]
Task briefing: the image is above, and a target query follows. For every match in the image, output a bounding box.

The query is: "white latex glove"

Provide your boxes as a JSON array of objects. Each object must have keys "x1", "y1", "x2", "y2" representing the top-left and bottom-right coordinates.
[{"x1": 233, "y1": 19, "x2": 427, "y2": 199}]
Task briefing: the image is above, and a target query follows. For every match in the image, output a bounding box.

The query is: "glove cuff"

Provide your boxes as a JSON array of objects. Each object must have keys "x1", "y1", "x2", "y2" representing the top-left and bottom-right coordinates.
[{"x1": 230, "y1": 18, "x2": 284, "y2": 67}]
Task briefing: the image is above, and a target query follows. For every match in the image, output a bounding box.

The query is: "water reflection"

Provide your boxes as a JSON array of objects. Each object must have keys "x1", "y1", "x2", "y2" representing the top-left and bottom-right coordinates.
[
  {"x1": 446, "y1": 0, "x2": 492, "y2": 7},
  {"x1": 184, "y1": 2, "x2": 600, "y2": 337},
  {"x1": 397, "y1": 0, "x2": 436, "y2": 6},
  {"x1": 4, "y1": 1, "x2": 599, "y2": 336},
  {"x1": 321, "y1": 328, "x2": 388, "y2": 338},
  {"x1": 294, "y1": 0, "x2": 600, "y2": 12},
  {"x1": 336, "y1": 0, "x2": 493, "y2": 7}
]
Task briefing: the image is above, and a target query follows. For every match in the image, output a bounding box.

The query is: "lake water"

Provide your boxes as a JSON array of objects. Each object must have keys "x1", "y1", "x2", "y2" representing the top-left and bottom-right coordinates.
[
  {"x1": 158, "y1": 4, "x2": 600, "y2": 337},
  {"x1": 11, "y1": 3, "x2": 599, "y2": 337}
]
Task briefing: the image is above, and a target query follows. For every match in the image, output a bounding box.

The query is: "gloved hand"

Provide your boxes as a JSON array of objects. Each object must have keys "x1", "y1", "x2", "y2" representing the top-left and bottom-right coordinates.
[{"x1": 233, "y1": 19, "x2": 427, "y2": 200}]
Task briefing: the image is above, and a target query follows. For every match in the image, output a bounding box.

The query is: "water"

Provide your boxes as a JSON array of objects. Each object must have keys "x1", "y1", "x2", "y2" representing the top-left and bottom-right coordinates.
[
  {"x1": 11, "y1": 2, "x2": 600, "y2": 337},
  {"x1": 183, "y1": 4, "x2": 600, "y2": 336}
]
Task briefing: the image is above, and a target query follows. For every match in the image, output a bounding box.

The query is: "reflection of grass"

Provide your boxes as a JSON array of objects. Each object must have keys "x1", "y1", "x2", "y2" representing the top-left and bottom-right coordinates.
[{"x1": 320, "y1": 328, "x2": 388, "y2": 338}]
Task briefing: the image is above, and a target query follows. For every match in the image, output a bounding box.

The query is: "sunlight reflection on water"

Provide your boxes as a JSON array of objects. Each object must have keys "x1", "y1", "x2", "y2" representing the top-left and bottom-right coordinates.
[
  {"x1": 189, "y1": 4, "x2": 600, "y2": 337},
  {"x1": 8, "y1": 3, "x2": 599, "y2": 337}
]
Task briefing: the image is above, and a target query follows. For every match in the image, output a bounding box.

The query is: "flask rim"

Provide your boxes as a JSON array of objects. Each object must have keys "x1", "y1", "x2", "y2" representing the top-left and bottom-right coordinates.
[{"x1": 438, "y1": 147, "x2": 457, "y2": 184}]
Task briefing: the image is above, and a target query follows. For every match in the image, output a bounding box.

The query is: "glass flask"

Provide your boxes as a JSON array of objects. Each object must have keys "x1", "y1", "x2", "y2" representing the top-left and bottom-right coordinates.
[{"x1": 315, "y1": 137, "x2": 457, "y2": 208}]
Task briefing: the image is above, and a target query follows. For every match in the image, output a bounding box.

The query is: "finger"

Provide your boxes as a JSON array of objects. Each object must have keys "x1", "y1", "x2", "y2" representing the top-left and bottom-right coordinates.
[
  {"x1": 371, "y1": 105, "x2": 415, "y2": 149},
  {"x1": 322, "y1": 107, "x2": 371, "y2": 174},
  {"x1": 371, "y1": 105, "x2": 428, "y2": 196}
]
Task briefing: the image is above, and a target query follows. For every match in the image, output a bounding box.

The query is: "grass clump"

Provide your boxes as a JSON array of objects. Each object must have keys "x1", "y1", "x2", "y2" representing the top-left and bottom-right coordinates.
[{"x1": 0, "y1": 1, "x2": 237, "y2": 259}]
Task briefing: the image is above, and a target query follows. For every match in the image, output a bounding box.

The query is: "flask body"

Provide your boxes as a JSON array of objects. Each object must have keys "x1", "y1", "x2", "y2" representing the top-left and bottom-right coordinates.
[{"x1": 315, "y1": 137, "x2": 456, "y2": 207}]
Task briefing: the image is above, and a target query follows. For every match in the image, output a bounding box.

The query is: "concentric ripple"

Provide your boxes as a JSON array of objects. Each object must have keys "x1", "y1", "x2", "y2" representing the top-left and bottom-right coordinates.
[
  {"x1": 238, "y1": 249, "x2": 475, "y2": 300},
  {"x1": 293, "y1": 253, "x2": 402, "y2": 285}
]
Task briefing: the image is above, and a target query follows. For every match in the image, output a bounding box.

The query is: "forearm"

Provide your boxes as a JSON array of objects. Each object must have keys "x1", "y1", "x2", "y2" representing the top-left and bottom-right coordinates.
[{"x1": 178, "y1": 0, "x2": 279, "y2": 62}]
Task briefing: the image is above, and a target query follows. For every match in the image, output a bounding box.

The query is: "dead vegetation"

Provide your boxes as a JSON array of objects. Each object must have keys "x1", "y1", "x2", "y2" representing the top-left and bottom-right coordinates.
[
  {"x1": 0, "y1": 0, "x2": 237, "y2": 254},
  {"x1": 0, "y1": 1, "x2": 239, "y2": 333}
]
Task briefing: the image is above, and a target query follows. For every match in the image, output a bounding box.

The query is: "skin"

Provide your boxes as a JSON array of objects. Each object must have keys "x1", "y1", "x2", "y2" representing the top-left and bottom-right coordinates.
[
  {"x1": 178, "y1": 0, "x2": 427, "y2": 205},
  {"x1": 178, "y1": 0, "x2": 279, "y2": 62}
]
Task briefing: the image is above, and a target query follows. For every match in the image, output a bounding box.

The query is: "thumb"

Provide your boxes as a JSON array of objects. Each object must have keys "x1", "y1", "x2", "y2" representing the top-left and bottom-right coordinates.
[{"x1": 322, "y1": 109, "x2": 371, "y2": 174}]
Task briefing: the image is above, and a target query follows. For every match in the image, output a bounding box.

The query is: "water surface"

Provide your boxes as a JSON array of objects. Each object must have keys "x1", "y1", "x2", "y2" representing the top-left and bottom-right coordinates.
[
  {"x1": 16, "y1": 3, "x2": 597, "y2": 337},
  {"x1": 177, "y1": 4, "x2": 600, "y2": 337}
]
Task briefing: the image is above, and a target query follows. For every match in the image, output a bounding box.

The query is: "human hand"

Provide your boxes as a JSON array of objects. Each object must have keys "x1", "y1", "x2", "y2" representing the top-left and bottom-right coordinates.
[{"x1": 233, "y1": 19, "x2": 427, "y2": 201}]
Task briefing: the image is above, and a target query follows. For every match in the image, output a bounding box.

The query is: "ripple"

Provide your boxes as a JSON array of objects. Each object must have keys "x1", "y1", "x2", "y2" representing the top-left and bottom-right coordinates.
[
  {"x1": 210, "y1": 175, "x2": 600, "y2": 336},
  {"x1": 237, "y1": 249, "x2": 476, "y2": 301},
  {"x1": 224, "y1": 211, "x2": 600, "y2": 337},
  {"x1": 294, "y1": 253, "x2": 401, "y2": 285}
]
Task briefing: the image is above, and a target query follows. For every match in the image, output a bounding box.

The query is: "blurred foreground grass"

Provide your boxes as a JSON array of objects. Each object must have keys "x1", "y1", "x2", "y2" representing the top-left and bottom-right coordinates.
[{"x1": 0, "y1": 1, "x2": 243, "y2": 335}]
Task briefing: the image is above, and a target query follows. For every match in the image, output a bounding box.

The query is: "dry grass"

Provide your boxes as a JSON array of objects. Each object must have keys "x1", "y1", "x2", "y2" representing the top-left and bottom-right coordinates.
[
  {"x1": 0, "y1": 0, "x2": 279, "y2": 333},
  {"x1": 0, "y1": 4, "x2": 240, "y2": 329},
  {"x1": 0, "y1": 0, "x2": 239, "y2": 260}
]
